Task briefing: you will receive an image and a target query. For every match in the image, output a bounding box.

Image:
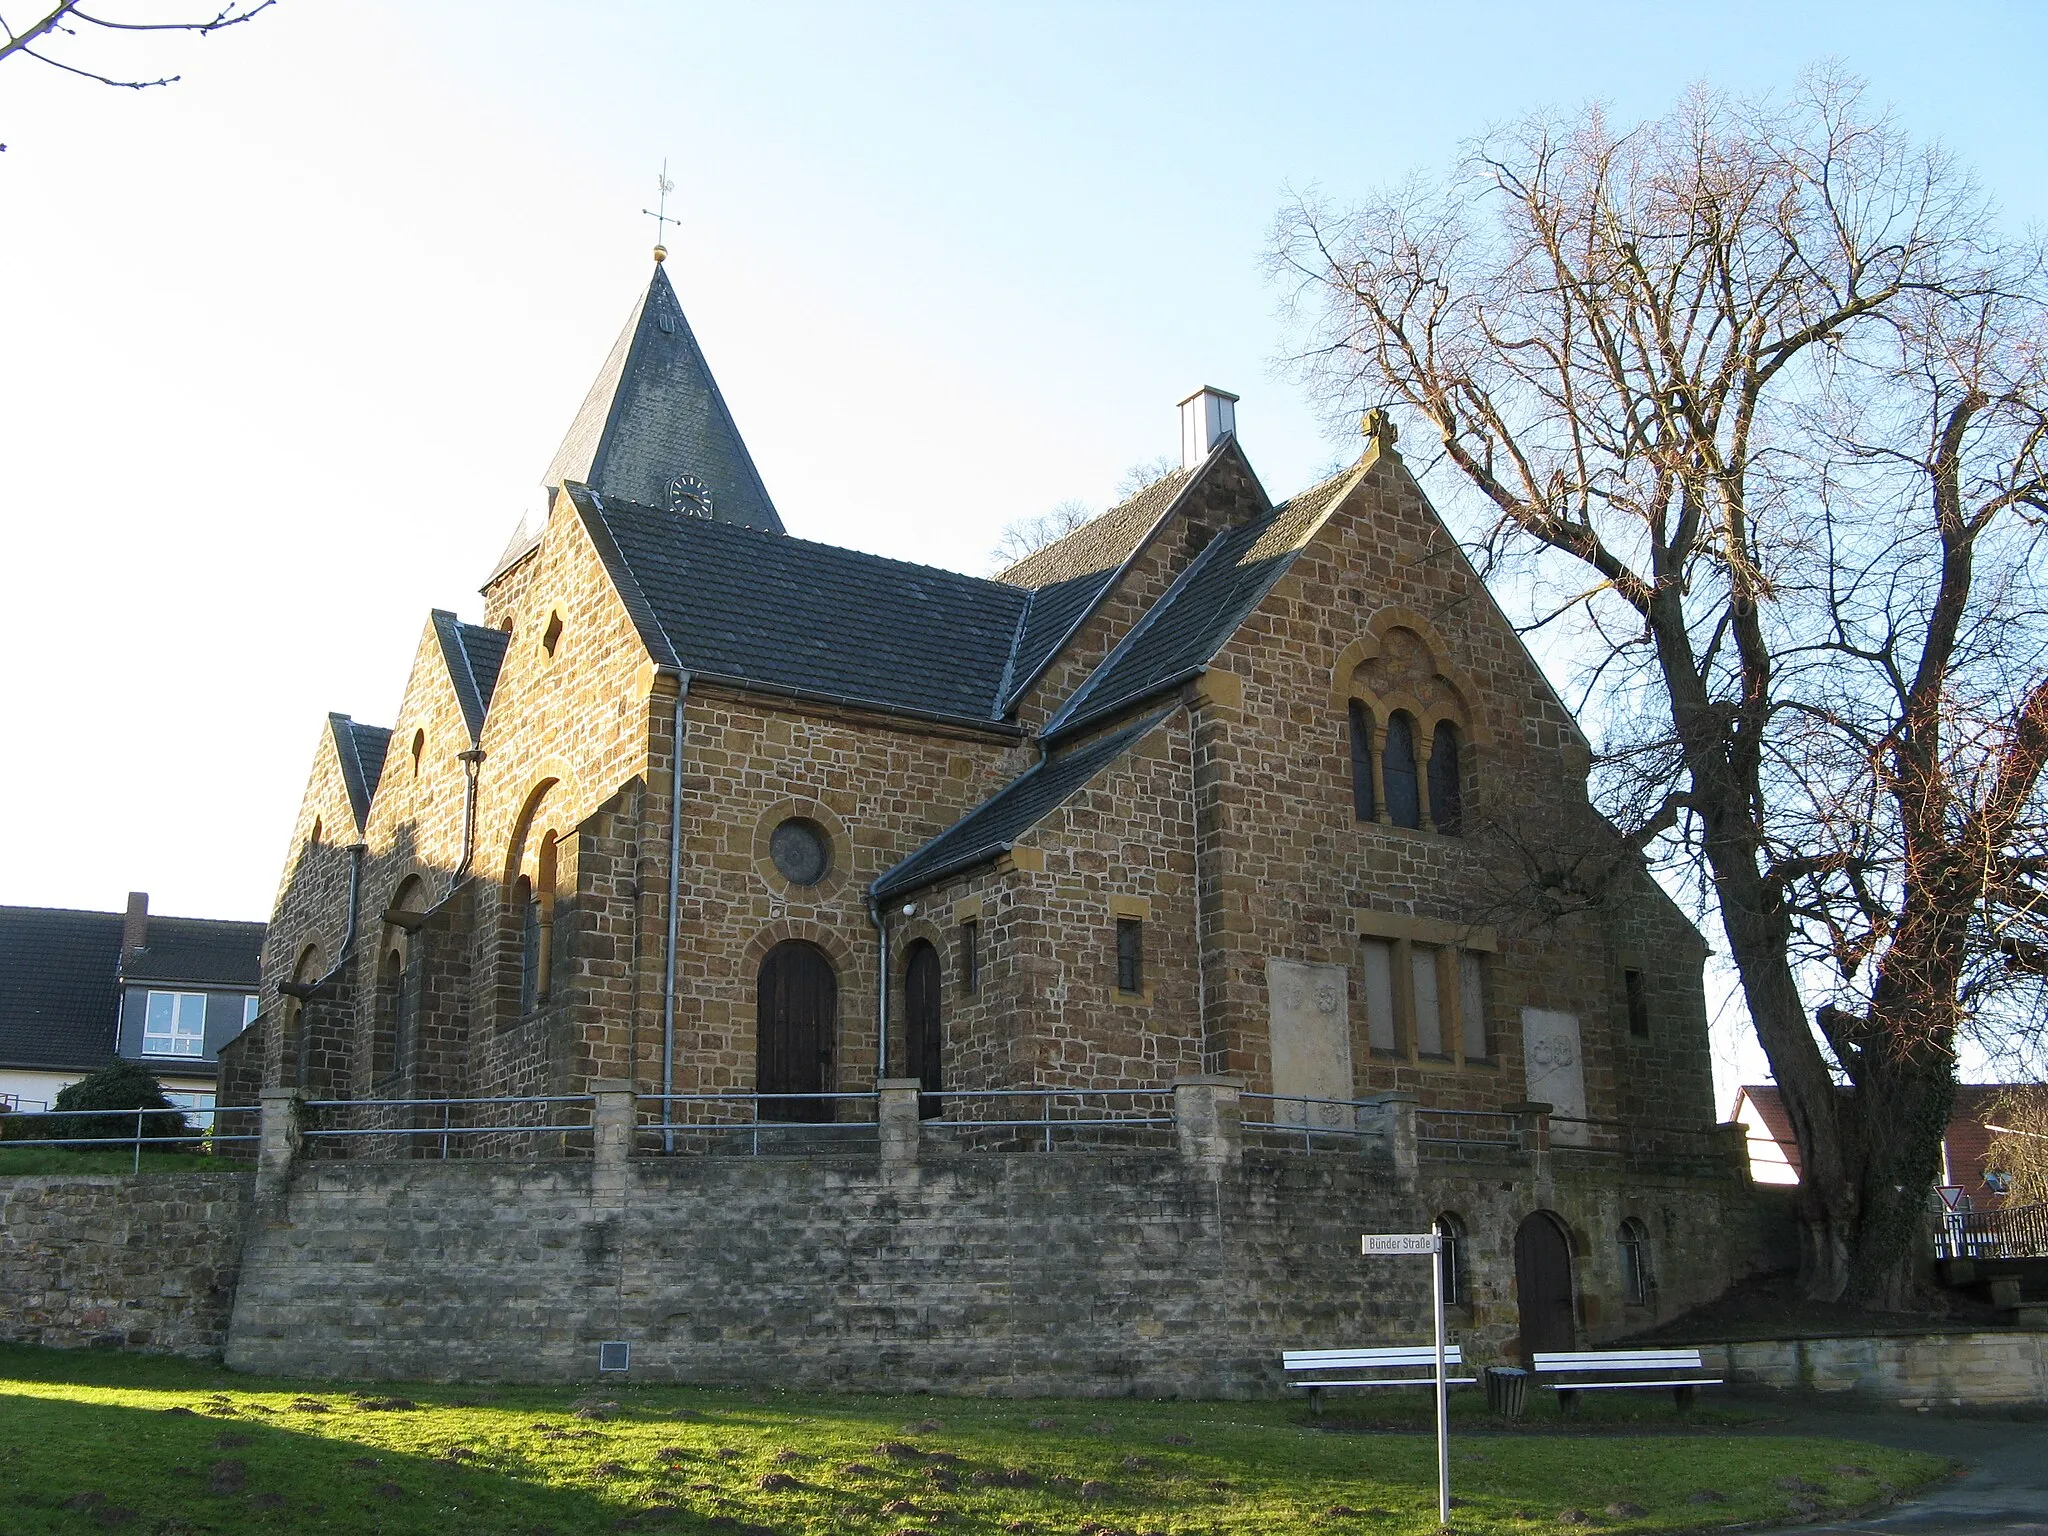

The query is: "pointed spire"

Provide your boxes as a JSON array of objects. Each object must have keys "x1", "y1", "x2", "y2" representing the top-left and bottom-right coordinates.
[{"x1": 541, "y1": 263, "x2": 784, "y2": 533}]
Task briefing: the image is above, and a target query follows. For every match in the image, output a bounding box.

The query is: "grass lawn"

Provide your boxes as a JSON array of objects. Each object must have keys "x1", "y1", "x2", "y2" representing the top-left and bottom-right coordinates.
[
  {"x1": 0, "y1": 1343, "x2": 1945, "y2": 1536},
  {"x1": 0, "y1": 1150, "x2": 253, "y2": 1176}
]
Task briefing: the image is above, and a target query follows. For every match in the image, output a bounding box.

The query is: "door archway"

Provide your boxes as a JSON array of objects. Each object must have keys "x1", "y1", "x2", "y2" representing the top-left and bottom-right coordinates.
[
  {"x1": 904, "y1": 939, "x2": 943, "y2": 1118},
  {"x1": 756, "y1": 940, "x2": 836, "y2": 1122},
  {"x1": 1514, "y1": 1211, "x2": 1576, "y2": 1362}
]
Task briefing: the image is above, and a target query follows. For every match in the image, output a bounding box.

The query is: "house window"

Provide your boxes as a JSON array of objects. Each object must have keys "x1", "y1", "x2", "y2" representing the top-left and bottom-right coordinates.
[
  {"x1": 1361, "y1": 940, "x2": 1397, "y2": 1051},
  {"x1": 1347, "y1": 699, "x2": 1376, "y2": 821},
  {"x1": 1624, "y1": 968, "x2": 1649, "y2": 1038},
  {"x1": 143, "y1": 991, "x2": 208, "y2": 1058},
  {"x1": 1435, "y1": 1212, "x2": 1470, "y2": 1306},
  {"x1": 1619, "y1": 1217, "x2": 1653, "y2": 1305},
  {"x1": 1411, "y1": 944, "x2": 1445, "y2": 1055},
  {"x1": 1360, "y1": 937, "x2": 1488, "y2": 1061},
  {"x1": 1382, "y1": 711, "x2": 1421, "y2": 828},
  {"x1": 243, "y1": 994, "x2": 259, "y2": 1027},
  {"x1": 1459, "y1": 951, "x2": 1487, "y2": 1059},
  {"x1": 1115, "y1": 918, "x2": 1144, "y2": 995},
  {"x1": 1429, "y1": 721, "x2": 1463, "y2": 834},
  {"x1": 960, "y1": 919, "x2": 980, "y2": 994}
]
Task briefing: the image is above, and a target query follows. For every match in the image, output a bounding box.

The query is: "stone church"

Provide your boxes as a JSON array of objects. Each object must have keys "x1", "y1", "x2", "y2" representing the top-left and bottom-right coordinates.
[{"x1": 228, "y1": 252, "x2": 1753, "y2": 1373}]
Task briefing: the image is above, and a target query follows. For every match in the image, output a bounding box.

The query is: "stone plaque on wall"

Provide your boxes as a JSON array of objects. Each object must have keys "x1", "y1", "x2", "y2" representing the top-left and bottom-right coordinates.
[
  {"x1": 1521, "y1": 1007, "x2": 1588, "y2": 1145},
  {"x1": 1266, "y1": 959, "x2": 1353, "y2": 1127}
]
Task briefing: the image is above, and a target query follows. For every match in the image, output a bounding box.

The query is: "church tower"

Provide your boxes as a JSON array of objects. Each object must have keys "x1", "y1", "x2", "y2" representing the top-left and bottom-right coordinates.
[{"x1": 540, "y1": 258, "x2": 784, "y2": 533}]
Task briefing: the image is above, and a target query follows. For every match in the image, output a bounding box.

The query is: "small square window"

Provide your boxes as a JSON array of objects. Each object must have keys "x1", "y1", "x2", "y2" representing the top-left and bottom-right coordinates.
[
  {"x1": 597, "y1": 1341, "x2": 631, "y2": 1373},
  {"x1": 243, "y1": 994, "x2": 260, "y2": 1027},
  {"x1": 1115, "y1": 918, "x2": 1144, "y2": 995},
  {"x1": 960, "y1": 920, "x2": 980, "y2": 995},
  {"x1": 143, "y1": 991, "x2": 207, "y2": 1058},
  {"x1": 1624, "y1": 968, "x2": 1649, "y2": 1038}
]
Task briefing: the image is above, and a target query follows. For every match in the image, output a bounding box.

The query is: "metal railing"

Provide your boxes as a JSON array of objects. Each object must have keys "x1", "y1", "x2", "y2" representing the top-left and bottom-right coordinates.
[
  {"x1": 299, "y1": 1094, "x2": 596, "y2": 1159},
  {"x1": 1937, "y1": 1201, "x2": 2048, "y2": 1261},
  {"x1": 1240, "y1": 1092, "x2": 1386, "y2": 1152},
  {"x1": 0, "y1": 1104, "x2": 258, "y2": 1173},
  {"x1": 923, "y1": 1088, "x2": 1176, "y2": 1152},
  {"x1": 637, "y1": 1092, "x2": 881, "y2": 1156},
  {"x1": 1416, "y1": 1106, "x2": 1521, "y2": 1153}
]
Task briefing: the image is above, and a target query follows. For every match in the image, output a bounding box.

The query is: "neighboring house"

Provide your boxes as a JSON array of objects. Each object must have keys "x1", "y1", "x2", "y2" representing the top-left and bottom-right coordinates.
[
  {"x1": 0, "y1": 893, "x2": 264, "y2": 1115},
  {"x1": 1731, "y1": 1082, "x2": 2026, "y2": 1208}
]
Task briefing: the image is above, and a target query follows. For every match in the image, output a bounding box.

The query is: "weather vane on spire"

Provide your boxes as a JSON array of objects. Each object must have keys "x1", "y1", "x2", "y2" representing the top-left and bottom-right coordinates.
[{"x1": 643, "y1": 160, "x2": 679, "y2": 263}]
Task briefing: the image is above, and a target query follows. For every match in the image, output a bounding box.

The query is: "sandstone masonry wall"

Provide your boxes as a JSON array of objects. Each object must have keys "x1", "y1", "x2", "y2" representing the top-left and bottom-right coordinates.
[{"x1": 0, "y1": 1173, "x2": 252, "y2": 1357}]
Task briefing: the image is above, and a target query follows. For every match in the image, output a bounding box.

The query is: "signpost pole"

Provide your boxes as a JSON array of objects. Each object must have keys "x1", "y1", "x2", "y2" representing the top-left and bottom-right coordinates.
[{"x1": 1432, "y1": 1232, "x2": 1450, "y2": 1526}]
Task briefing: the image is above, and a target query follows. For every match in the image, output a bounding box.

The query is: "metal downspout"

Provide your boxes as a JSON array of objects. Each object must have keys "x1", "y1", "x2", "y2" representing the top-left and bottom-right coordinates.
[
  {"x1": 450, "y1": 748, "x2": 484, "y2": 896},
  {"x1": 868, "y1": 894, "x2": 889, "y2": 1082},
  {"x1": 662, "y1": 677, "x2": 690, "y2": 1153}
]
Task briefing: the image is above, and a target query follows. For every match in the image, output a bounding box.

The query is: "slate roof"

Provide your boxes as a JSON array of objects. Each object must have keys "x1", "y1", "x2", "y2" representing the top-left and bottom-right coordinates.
[
  {"x1": 330, "y1": 715, "x2": 392, "y2": 831},
  {"x1": 874, "y1": 710, "x2": 1174, "y2": 898},
  {"x1": 432, "y1": 610, "x2": 510, "y2": 742},
  {"x1": 996, "y1": 467, "x2": 1193, "y2": 589},
  {"x1": 120, "y1": 916, "x2": 265, "y2": 989},
  {"x1": 0, "y1": 906, "x2": 121, "y2": 1073},
  {"x1": 1045, "y1": 467, "x2": 1355, "y2": 742},
  {"x1": 579, "y1": 488, "x2": 1032, "y2": 728},
  {"x1": 542, "y1": 262, "x2": 783, "y2": 535}
]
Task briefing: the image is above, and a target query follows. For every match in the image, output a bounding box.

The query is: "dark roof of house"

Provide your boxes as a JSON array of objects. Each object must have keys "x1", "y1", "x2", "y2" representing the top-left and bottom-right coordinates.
[
  {"x1": 874, "y1": 710, "x2": 1173, "y2": 898},
  {"x1": 329, "y1": 715, "x2": 391, "y2": 831},
  {"x1": 119, "y1": 916, "x2": 265, "y2": 989},
  {"x1": 541, "y1": 262, "x2": 783, "y2": 535},
  {"x1": 995, "y1": 466, "x2": 1194, "y2": 589},
  {"x1": 432, "y1": 610, "x2": 511, "y2": 742},
  {"x1": 578, "y1": 488, "x2": 1033, "y2": 728},
  {"x1": 1045, "y1": 467, "x2": 1353, "y2": 742},
  {"x1": 0, "y1": 906, "x2": 121, "y2": 1072}
]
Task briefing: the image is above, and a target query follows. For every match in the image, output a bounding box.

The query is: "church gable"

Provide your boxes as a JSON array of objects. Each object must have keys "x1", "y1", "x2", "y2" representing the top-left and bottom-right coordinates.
[{"x1": 359, "y1": 616, "x2": 494, "y2": 891}]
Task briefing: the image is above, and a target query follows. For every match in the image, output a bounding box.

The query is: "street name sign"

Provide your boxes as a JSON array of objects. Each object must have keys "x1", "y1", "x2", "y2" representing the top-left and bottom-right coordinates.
[{"x1": 1362, "y1": 1232, "x2": 1441, "y2": 1255}]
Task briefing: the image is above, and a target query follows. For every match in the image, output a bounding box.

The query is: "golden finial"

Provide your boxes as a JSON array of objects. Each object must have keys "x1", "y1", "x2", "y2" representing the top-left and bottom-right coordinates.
[{"x1": 643, "y1": 160, "x2": 679, "y2": 264}]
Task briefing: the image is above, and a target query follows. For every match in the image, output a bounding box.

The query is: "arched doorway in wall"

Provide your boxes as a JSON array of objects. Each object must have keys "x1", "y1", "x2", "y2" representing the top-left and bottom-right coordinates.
[
  {"x1": 756, "y1": 940, "x2": 836, "y2": 1122},
  {"x1": 1514, "y1": 1211, "x2": 1576, "y2": 1362},
  {"x1": 904, "y1": 939, "x2": 943, "y2": 1119}
]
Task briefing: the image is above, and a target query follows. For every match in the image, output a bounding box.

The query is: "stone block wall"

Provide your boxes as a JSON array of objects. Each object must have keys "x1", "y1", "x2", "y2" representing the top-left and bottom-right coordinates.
[
  {"x1": 225, "y1": 1148, "x2": 1425, "y2": 1393},
  {"x1": 1706, "y1": 1332, "x2": 2048, "y2": 1407},
  {"x1": 0, "y1": 1172, "x2": 252, "y2": 1356}
]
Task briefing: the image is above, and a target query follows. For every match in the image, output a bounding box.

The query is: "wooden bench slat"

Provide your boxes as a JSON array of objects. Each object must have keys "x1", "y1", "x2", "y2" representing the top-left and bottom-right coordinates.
[
  {"x1": 1534, "y1": 1350, "x2": 1703, "y2": 1369},
  {"x1": 1552, "y1": 1379, "x2": 1723, "y2": 1391},
  {"x1": 1284, "y1": 1347, "x2": 1464, "y2": 1367},
  {"x1": 1290, "y1": 1377, "x2": 1477, "y2": 1388}
]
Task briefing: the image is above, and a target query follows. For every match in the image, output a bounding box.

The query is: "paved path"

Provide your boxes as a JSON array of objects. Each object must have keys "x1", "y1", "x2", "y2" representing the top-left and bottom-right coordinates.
[{"x1": 1750, "y1": 1400, "x2": 2048, "y2": 1536}]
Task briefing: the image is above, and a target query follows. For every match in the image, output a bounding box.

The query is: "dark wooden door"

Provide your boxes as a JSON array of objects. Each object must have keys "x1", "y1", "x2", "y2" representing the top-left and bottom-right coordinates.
[
  {"x1": 757, "y1": 941, "x2": 835, "y2": 1122},
  {"x1": 904, "y1": 940, "x2": 943, "y2": 1118},
  {"x1": 1514, "y1": 1212, "x2": 1576, "y2": 1362}
]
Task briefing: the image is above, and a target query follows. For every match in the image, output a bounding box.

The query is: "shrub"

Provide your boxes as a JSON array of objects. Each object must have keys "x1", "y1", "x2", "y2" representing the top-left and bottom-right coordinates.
[{"x1": 48, "y1": 1061, "x2": 190, "y2": 1147}]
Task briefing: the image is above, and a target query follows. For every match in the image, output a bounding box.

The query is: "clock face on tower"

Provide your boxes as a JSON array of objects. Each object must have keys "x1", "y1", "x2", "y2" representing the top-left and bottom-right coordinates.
[{"x1": 666, "y1": 475, "x2": 714, "y2": 518}]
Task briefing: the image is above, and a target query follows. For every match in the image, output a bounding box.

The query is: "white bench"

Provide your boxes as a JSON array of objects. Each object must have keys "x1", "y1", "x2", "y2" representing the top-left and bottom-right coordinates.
[
  {"x1": 1531, "y1": 1349, "x2": 1721, "y2": 1411},
  {"x1": 1283, "y1": 1346, "x2": 1473, "y2": 1413}
]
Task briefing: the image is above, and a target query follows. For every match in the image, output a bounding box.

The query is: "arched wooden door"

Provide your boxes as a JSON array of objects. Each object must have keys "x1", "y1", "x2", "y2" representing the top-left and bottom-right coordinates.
[
  {"x1": 1514, "y1": 1211, "x2": 1576, "y2": 1362},
  {"x1": 904, "y1": 939, "x2": 943, "y2": 1118},
  {"x1": 757, "y1": 941, "x2": 836, "y2": 1122}
]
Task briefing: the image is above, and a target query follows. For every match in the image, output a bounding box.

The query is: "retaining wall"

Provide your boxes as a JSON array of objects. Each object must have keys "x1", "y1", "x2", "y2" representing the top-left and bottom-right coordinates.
[
  {"x1": 0, "y1": 1172, "x2": 252, "y2": 1356},
  {"x1": 1706, "y1": 1332, "x2": 2048, "y2": 1406},
  {"x1": 223, "y1": 1149, "x2": 1425, "y2": 1394}
]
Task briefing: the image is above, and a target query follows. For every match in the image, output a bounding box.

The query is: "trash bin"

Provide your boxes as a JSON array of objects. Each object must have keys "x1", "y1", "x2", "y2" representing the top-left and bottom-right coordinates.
[{"x1": 1483, "y1": 1365, "x2": 1529, "y2": 1419}]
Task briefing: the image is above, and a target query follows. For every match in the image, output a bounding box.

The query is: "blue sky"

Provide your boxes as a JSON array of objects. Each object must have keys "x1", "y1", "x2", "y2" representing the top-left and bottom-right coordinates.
[{"x1": 2, "y1": 1, "x2": 2043, "y2": 1089}]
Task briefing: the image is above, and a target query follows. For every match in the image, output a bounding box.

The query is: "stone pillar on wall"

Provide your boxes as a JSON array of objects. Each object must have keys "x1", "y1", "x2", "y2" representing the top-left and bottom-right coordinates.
[
  {"x1": 591, "y1": 1080, "x2": 636, "y2": 1210},
  {"x1": 255, "y1": 1090, "x2": 302, "y2": 1184},
  {"x1": 1505, "y1": 1100, "x2": 1553, "y2": 1195},
  {"x1": 1717, "y1": 1121, "x2": 1753, "y2": 1184},
  {"x1": 1363, "y1": 1091, "x2": 1418, "y2": 1193},
  {"x1": 878, "y1": 1080, "x2": 923, "y2": 1168},
  {"x1": 1174, "y1": 1076, "x2": 1243, "y2": 1166}
]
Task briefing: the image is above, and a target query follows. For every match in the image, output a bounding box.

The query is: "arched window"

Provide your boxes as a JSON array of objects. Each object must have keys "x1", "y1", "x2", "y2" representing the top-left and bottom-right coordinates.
[
  {"x1": 410, "y1": 729, "x2": 425, "y2": 778},
  {"x1": 1435, "y1": 1212, "x2": 1470, "y2": 1306},
  {"x1": 1382, "y1": 711, "x2": 1421, "y2": 829},
  {"x1": 1347, "y1": 699, "x2": 1376, "y2": 822},
  {"x1": 1429, "y1": 721, "x2": 1462, "y2": 834},
  {"x1": 1619, "y1": 1218, "x2": 1653, "y2": 1305},
  {"x1": 517, "y1": 875, "x2": 542, "y2": 1016}
]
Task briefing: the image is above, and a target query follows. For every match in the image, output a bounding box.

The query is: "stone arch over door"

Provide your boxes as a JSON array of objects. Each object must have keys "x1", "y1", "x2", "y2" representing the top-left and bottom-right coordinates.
[
  {"x1": 756, "y1": 940, "x2": 836, "y2": 1122},
  {"x1": 1514, "y1": 1210, "x2": 1577, "y2": 1363},
  {"x1": 904, "y1": 938, "x2": 943, "y2": 1118}
]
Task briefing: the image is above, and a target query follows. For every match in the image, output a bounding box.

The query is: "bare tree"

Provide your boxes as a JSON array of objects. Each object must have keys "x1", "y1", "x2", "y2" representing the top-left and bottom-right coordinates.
[
  {"x1": 1117, "y1": 455, "x2": 1180, "y2": 499},
  {"x1": 1272, "y1": 73, "x2": 2048, "y2": 1307},
  {"x1": 991, "y1": 498, "x2": 1095, "y2": 572},
  {"x1": 1986, "y1": 1086, "x2": 2048, "y2": 1208},
  {"x1": 1, "y1": 1, "x2": 271, "y2": 92}
]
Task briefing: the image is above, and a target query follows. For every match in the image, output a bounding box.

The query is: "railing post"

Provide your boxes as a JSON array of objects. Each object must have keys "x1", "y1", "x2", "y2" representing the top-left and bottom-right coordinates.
[
  {"x1": 878, "y1": 1080, "x2": 922, "y2": 1168},
  {"x1": 1716, "y1": 1120, "x2": 1752, "y2": 1184},
  {"x1": 1174, "y1": 1075, "x2": 1243, "y2": 1167},
  {"x1": 1364, "y1": 1092, "x2": 1418, "y2": 1192},
  {"x1": 591, "y1": 1081, "x2": 635, "y2": 1208},
  {"x1": 254, "y1": 1088, "x2": 304, "y2": 1208}
]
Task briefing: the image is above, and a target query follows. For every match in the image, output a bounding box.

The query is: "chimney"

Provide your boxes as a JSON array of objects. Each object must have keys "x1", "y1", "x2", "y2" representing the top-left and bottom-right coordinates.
[
  {"x1": 123, "y1": 891, "x2": 149, "y2": 956},
  {"x1": 1178, "y1": 386, "x2": 1239, "y2": 468}
]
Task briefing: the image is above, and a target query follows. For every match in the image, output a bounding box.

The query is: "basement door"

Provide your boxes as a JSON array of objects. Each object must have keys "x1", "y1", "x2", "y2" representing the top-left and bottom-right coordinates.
[
  {"x1": 904, "y1": 939, "x2": 944, "y2": 1119},
  {"x1": 757, "y1": 940, "x2": 835, "y2": 1122},
  {"x1": 1514, "y1": 1211, "x2": 1577, "y2": 1363}
]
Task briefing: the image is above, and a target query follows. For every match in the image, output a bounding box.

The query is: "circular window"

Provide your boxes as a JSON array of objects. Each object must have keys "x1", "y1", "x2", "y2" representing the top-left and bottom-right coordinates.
[{"x1": 769, "y1": 818, "x2": 831, "y2": 885}]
